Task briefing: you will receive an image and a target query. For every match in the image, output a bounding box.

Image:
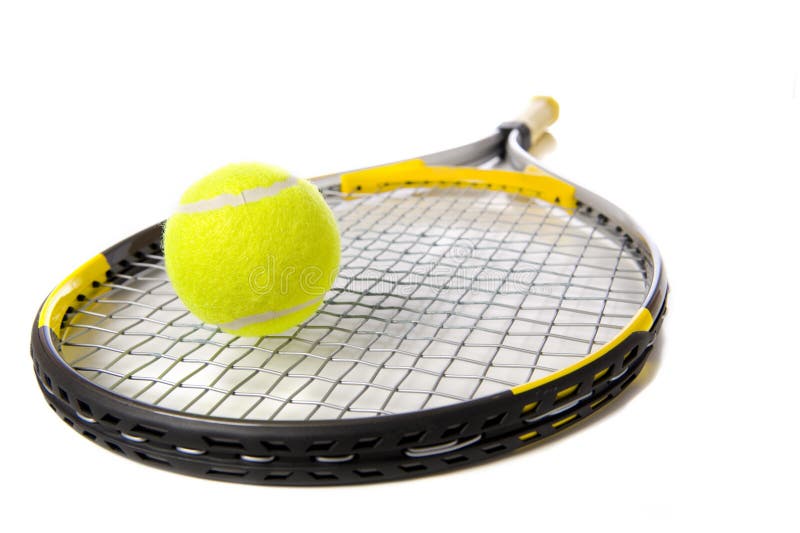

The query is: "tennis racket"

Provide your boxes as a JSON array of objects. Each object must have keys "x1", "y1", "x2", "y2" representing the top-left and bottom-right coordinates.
[{"x1": 30, "y1": 97, "x2": 667, "y2": 485}]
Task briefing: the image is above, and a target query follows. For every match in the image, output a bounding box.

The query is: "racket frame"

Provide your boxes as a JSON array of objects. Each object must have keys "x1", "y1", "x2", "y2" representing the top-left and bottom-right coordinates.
[{"x1": 30, "y1": 110, "x2": 667, "y2": 485}]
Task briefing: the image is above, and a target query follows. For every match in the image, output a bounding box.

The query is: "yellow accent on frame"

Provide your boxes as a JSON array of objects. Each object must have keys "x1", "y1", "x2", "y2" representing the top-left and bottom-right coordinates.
[
  {"x1": 552, "y1": 414, "x2": 578, "y2": 428},
  {"x1": 518, "y1": 430, "x2": 539, "y2": 441},
  {"x1": 522, "y1": 401, "x2": 539, "y2": 414},
  {"x1": 38, "y1": 254, "x2": 111, "y2": 337},
  {"x1": 593, "y1": 368, "x2": 610, "y2": 382},
  {"x1": 511, "y1": 307, "x2": 654, "y2": 395},
  {"x1": 340, "y1": 159, "x2": 576, "y2": 208},
  {"x1": 556, "y1": 384, "x2": 578, "y2": 401}
]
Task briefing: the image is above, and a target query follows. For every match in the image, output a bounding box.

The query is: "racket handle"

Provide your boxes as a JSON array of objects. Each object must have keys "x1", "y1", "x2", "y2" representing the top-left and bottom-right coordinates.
[{"x1": 517, "y1": 96, "x2": 560, "y2": 142}]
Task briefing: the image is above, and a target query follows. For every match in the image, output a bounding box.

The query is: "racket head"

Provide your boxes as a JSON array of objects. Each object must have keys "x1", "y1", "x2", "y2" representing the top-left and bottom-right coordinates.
[{"x1": 30, "y1": 104, "x2": 667, "y2": 485}]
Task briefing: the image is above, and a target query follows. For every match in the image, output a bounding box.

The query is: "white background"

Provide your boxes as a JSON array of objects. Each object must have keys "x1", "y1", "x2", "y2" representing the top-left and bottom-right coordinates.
[{"x1": 1, "y1": 1, "x2": 798, "y2": 531}]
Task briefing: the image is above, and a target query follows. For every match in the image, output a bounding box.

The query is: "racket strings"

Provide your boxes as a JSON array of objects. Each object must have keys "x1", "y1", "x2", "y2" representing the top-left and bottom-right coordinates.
[
  {"x1": 333, "y1": 185, "x2": 537, "y2": 415},
  {"x1": 58, "y1": 184, "x2": 649, "y2": 421}
]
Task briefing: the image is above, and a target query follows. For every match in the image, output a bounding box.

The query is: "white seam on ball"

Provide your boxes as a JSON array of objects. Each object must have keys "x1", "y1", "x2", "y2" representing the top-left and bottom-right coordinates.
[
  {"x1": 175, "y1": 176, "x2": 298, "y2": 214},
  {"x1": 221, "y1": 295, "x2": 324, "y2": 331}
]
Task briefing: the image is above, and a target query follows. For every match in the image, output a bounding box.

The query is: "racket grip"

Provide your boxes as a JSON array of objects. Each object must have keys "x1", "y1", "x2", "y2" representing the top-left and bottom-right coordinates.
[{"x1": 517, "y1": 96, "x2": 560, "y2": 142}]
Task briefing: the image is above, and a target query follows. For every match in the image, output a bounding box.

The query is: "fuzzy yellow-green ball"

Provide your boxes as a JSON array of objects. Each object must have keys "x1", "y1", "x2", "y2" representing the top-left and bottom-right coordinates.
[{"x1": 163, "y1": 163, "x2": 340, "y2": 336}]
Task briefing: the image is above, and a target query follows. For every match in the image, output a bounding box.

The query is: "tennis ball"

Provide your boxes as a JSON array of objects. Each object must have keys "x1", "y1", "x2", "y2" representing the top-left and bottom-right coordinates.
[{"x1": 163, "y1": 163, "x2": 340, "y2": 337}]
